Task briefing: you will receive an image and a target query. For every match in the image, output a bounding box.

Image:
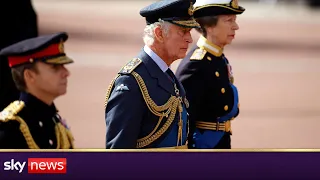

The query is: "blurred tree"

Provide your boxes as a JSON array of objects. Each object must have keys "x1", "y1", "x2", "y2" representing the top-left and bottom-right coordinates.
[
  {"x1": 307, "y1": 0, "x2": 320, "y2": 8},
  {"x1": 0, "y1": 0, "x2": 38, "y2": 110}
]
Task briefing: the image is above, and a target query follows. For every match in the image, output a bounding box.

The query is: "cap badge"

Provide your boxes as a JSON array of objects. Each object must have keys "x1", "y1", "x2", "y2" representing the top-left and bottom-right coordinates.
[
  {"x1": 58, "y1": 40, "x2": 64, "y2": 53},
  {"x1": 231, "y1": 0, "x2": 239, "y2": 9}
]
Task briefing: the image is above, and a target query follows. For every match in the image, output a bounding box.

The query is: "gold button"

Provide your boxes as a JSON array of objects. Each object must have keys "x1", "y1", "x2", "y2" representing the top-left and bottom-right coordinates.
[
  {"x1": 224, "y1": 105, "x2": 228, "y2": 111},
  {"x1": 215, "y1": 71, "x2": 219, "y2": 77},
  {"x1": 29, "y1": 58, "x2": 34, "y2": 63},
  {"x1": 221, "y1": 88, "x2": 225, "y2": 94},
  {"x1": 207, "y1": 56, "x2": 212, "y2": 61}
]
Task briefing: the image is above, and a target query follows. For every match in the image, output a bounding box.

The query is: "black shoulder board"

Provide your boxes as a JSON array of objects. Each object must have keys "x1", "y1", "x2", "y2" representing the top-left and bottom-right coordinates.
[{"x1": 119, "y1": 58, "x2": 142, "y2": 74}]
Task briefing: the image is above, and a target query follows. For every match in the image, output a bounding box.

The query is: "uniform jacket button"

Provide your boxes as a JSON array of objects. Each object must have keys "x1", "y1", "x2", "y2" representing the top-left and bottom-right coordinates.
[{"x1": 215, "y1": 71, "x2": 219, "y2": 77}]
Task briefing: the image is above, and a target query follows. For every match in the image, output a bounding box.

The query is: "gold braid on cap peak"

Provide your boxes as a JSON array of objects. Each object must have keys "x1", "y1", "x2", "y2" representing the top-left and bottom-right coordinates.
[{"x1": 0, "y1": 101, "x2": 74, "y2": 149}]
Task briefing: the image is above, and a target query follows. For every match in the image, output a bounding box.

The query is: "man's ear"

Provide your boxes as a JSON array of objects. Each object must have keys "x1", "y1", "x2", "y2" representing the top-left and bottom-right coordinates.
[
  {"x1": 24, "y1": 68, "x2": 37, "y2": 84},
  {"x1": 154, "y1": 26, "x2": 164, "y2": 43},
  {"x1": 206, "y1": 26, "x2": 213, "y2": 34}
]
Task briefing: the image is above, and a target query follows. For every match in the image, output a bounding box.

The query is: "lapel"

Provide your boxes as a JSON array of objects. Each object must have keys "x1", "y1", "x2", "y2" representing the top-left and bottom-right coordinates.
[{"x1": 137, "y1": 49, "x2": 175, "y2": 95}]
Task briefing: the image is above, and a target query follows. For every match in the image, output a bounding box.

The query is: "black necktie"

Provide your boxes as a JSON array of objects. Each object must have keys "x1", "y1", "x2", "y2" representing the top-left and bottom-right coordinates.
[{"x1": 166, "y1": 68, "x2": 175, "y2": 82}]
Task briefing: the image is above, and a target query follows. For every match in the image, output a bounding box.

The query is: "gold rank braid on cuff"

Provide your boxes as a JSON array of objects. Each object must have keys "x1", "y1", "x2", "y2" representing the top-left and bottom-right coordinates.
[{"x1": 5, "y1": 116, "x2": 74, "y2": 149}]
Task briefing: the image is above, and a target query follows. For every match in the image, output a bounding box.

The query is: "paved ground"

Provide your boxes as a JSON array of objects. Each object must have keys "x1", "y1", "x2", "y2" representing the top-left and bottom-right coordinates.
[{"x1": 31, "y1": 0, "x2": 320, "y2": 148}]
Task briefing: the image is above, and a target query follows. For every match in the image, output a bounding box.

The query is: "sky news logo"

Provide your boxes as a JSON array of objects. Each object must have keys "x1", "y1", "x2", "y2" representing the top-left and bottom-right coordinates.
[{"x1": 3, "y1": 158, "x2": 67, "y2": 174}]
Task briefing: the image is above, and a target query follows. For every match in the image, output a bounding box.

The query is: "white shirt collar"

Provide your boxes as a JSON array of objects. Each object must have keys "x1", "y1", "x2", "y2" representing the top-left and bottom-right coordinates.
[{"x1": 144, "y1": 45, "x2": 169, "y2": 72}]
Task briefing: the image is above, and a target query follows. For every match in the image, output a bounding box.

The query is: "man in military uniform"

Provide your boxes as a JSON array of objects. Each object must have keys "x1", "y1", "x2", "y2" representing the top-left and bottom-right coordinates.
[
  {"x1": 0, "y1": 32, "x2": 74, "y2": 149},
  {"x1": 104, "y1": 0, "x2": 200, "y2": 149},
  {"x1": 175, "y1": 0, "x2": 245, "y2": 149}
]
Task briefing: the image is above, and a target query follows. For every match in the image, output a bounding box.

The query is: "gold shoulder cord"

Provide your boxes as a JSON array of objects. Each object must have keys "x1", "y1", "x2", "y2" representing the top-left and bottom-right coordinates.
[
  {"x1": 104, "y1": 58, "x2": 142, "y2": 110},
  {"x1": 104, "y1": 74, "x2": 120, "y2": 110},
  {"x1": 104, "y1": 58, "x2": 186, "y2": 148},
  {"x1": 0, "y1": 101, "x2": 74, "y2": 149},
  {"x1": 132, "y1": 71, "x2": 184, "y2": 148}
]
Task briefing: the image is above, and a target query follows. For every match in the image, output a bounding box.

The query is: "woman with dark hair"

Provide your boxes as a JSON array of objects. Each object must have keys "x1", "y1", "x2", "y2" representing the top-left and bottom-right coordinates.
[{"x1": 175, "y1": 0, "x2": 245, "y2": 149}]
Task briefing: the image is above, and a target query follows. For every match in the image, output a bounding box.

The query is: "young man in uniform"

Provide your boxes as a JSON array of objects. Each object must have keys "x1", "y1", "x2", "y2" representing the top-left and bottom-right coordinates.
[
  {"x1": 0, "y1": 32, "x2": 75, "y2": 149},
  {"x1": 175, "y1": 0, "x2": 245, "y2": 149}
]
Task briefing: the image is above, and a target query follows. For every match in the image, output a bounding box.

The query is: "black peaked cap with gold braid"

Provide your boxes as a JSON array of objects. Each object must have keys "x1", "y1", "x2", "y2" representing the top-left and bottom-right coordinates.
[
  {"x1": 0, "y1": 32, "x2": 73, "y2": 68},
  {"x1": 193, "y1": 0, "x2": 245, "y2": 18},
  {"x1": 140, "y1": 0, "x2": 200, "y2": 28}
]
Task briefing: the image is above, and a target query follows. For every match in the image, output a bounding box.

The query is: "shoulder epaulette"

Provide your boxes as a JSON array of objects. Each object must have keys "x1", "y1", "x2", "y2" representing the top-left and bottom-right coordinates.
[
  {"x1": 0, "y1": 101, "x2": 25, "y2": 122},
  {"x1": 190, "y1": 48, "x2": 207, "y2": 61},
  {"x1": 119, "y1": 58, "x2": 142, "y2": 74}
]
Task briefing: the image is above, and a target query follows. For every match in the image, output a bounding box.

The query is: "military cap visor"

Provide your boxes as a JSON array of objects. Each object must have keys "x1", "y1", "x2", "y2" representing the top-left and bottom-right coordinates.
[
  {"x1": 0, "y1": 32, "x2": 74, "y2": 68},
  {"x1": 140, "y1": 0, "x2": 200, "y2": 28},
  {"x1": 193, "y1": 0, "x2": 245, "y2": 18}
]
